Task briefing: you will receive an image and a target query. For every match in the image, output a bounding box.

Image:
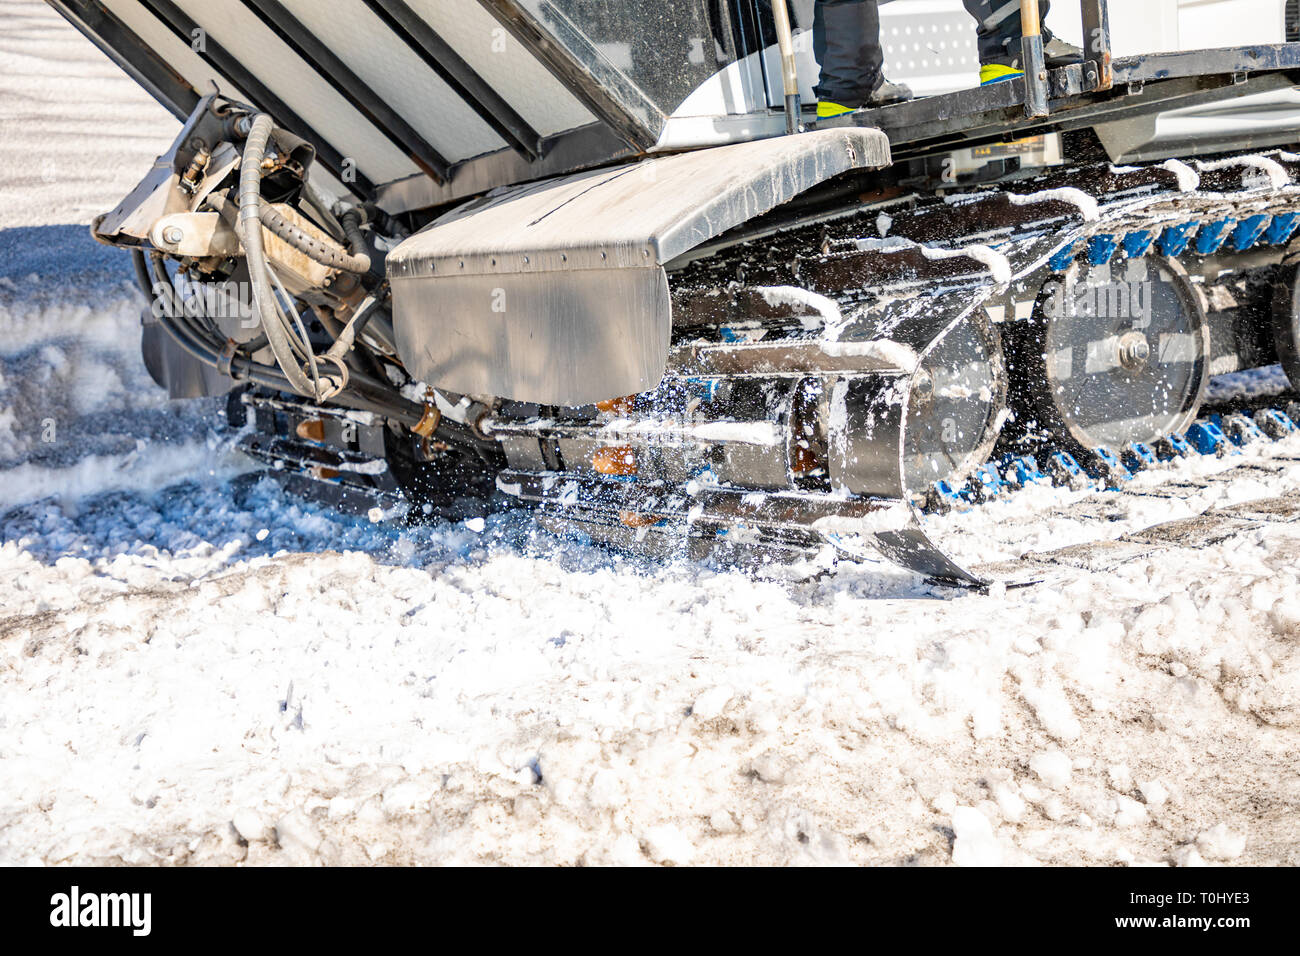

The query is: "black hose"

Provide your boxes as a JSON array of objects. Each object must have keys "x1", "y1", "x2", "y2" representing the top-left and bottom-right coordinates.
[
  {"x1": 208, "y1": 186, "x2": 369, "y2": 276},
  {"x1": 137, "y1": 250, "x2": 457, "y2": 432},
  {"x1": 258, "y1": 201, "x2": 370, "y2": 274}
]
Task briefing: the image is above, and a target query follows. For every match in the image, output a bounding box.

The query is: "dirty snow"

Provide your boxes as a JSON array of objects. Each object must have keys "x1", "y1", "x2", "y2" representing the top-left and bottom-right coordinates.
[{"x1": 1, "y1": 1, "x2": 1299, "y2": 867}]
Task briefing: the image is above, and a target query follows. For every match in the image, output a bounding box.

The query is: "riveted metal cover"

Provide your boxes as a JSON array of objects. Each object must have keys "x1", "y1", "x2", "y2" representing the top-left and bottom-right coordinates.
[{"x1": 389, "y1": 127, "x2": 891, "y2": 405}]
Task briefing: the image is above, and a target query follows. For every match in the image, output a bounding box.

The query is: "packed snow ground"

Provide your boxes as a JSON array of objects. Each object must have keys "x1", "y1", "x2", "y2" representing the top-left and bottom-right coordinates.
[{"x1": 2, "y1": 2, "x2": 1298, "y2": 866}]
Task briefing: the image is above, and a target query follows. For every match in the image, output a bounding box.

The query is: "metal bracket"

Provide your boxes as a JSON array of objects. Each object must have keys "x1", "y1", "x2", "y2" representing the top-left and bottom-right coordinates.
[{"x1": 1080, "y1": 0, "x2": 1115, "y2": 92}]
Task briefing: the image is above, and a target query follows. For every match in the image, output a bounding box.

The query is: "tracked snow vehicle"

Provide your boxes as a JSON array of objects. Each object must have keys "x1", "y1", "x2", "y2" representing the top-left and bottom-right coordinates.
[{"x1": 55, "y1": 0, "x2": 1300, "y2": 583}]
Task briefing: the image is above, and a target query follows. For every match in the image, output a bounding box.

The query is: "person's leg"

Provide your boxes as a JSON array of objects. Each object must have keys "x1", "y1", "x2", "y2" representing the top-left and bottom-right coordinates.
[
  {"x1": 961, "y1": 1, "x2": 1077, "y2": 84},
  {"x1": 812, "y1": 0, "x2": 884, "y2": 112}
]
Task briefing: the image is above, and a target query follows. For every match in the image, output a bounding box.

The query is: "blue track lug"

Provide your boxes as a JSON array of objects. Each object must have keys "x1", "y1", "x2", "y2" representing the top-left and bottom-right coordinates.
[
  {"x1": 1223, "y1": 413, "x2": 1267, "y2": 446},
  {"x1": 682, "y1": 377, "x2": 720, "y2": 402},
  {"x1": 1083, "y1": 446, "x2": 1131, "y2": 487},
  {"x1": 1002, "y1": 455, "x2": 1047, "y2": 489},
  {"x1": 1120, "y1": 442, "x2": 1158, "y2": 472},
  {"x1": 1264, "y1": 212, "x2": 1300, "y2": 246},
  {"x1": 1185, "y1": 420, "x2": 1235, "y2": 457},
  {"x1": 1158, "y1": 222, "x2": 1198, "y2": 257},
  {"x1": 1153, "y1": 433, "x2": 1194, "y2": 461},
  {"x1": 1194, "y1": 218, "x2": 1237, "y2": 256},
  {"x1": 1121, "y1": 231, "x2": 1155, "y2": 258},
  {"x1": 967, "y1": 462, "x2": 1005, "y2": 502},
  {"x1": 1086, "y1": 234, "x2": 1118, "y2": 266},
  {"x1": 1049, "y1": 241, "x2": 1077, "y2": 271},
  {"x1": 1044, "y1": 451, "x2": 1091, "y2": 490},
  {"x1": 1255, "y1": 408, "x2": 1298, "y2": 439},
  {"x1": 925, "y1": 480, "x2": 969, "y2": 514},
  {"x1": 1230, "y1": 214, "x2": 1270, "y2": 252}
]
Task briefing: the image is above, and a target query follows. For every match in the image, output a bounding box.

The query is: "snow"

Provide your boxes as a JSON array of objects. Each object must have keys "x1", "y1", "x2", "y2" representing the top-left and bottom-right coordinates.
[
  {"x1": 757, "y1": 286, "x2": 842, "y2": 329},
  {"x1": 0, "y1": 3, "x2": 1297, "y2": 867},
  {"x1": 1007, "y1": 187, "x2": 1101, "y2": 222}
]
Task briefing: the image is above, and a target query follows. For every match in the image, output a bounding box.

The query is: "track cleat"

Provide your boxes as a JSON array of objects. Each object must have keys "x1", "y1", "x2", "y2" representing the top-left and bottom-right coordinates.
[
  {"x1": 1264, "y1": 212, "x2": 1300, "y2": 246},
  {"x1": 1230, "y1": 215, "x2": 1271, "y2": 252},
  {"x1": 1086, "y1": 235, "x2": 1118, "y2": 266},
  {"x1": 925, "y1": 480, "x2": 969, "y2": 514},
  {"x1": 1194, "y1": 218, "x2": 1237, "y2": 256},
  {"x1": 1002, "y1": 455, "x2": 1048, "y2": 489},
  {"x1": 1154, "y1": 433, "x2": 1194, "y2": 461},
  {"x1": 1044, "y1": 451, "x2": 1091, "y2": 490},
  {"x1": 967, "y1": 462, "x2": 1006, "y2": 502},
  {"x1": 1223, "y1": 412, "x2": 1267, "y2": 446},
  {"x1": 1185, "y1": 420, "x2": 1233, "y2": 457},
  {"x1": 1082, "y1": 446, "x2": 1131, "y2": 487},
  {"x1": 1122, "y1": 231, "x2": 1155, "y2": 258},
  {"x1": 1255, "y1": 408, "x2": 1298, "y2": 439},
  {"x1": 1158, "y1": 222, "x2": 1198, "y2": 257},
  {"x1": 1120, "y1": 442, "x2": 1158, "y2": 472},
  {"x1": 1049, "y1": 241, "x2": 1077, "y2": 271}
]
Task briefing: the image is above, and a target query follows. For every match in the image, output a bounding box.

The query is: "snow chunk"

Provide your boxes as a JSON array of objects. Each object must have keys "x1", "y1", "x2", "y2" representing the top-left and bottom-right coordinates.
[
  {"x1": 1007, "y1": 187, "x2": 1099, "y2": 222},
  {"x1": 856, "y1": 236, "x2": 1012, "y2": 286},
  {"x1": 1029, "y1": 751, "x2": 1072, "y2": 790},
  {"x1": 757, "y1": 286, "x2": 842, "y2": 328},
  {"x1": 1197, "y1": 155, "x2": 1289, "y2": 191},
  {"x1": 1159, "y1": 159, "x2": 1200, "y2": 192},
  {"x1": 231, "y1": 809, "x2": 271, "y2": 843},
  {"x1": 641, "y1": 825, "x2": 694, "y2": 865},
  {"x1": 818, "y1": 337, "x2": 919, "y2": 371},
  {"x1": 1137, "y1": 780, "x2": 1169, "y2": 807},
  {"x1": 951, "y1": 807, "x2": 1002, "y2": 866},
  {"x1": 691, "y1": 685, "x2": 733, "y2": 720},
  {"x1": 275, "y1": 809, "x2": 322, "y2": 856},
  {"x1": 1196, "y1": 824, "x2": 1246, "y2": 861}
]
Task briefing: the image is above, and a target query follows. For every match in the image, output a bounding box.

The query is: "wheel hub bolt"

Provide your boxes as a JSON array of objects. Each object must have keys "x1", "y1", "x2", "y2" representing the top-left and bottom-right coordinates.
[{"x1": 1118, "y1": 332, "x2": 1151, "y2": 370}]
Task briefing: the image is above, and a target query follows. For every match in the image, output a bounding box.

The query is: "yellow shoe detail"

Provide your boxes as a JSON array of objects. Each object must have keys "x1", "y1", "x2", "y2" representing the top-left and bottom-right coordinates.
[
  {"x1": 980, "y1": 63, "x2": 1025, "y2": 85},
  {"x1": 816, "y1": 101, "x2": 855, "y2": 118}
]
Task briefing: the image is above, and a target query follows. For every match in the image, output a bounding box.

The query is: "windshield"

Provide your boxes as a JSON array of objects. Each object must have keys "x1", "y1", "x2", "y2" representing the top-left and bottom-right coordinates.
[{"x1": 513, "y1": 0, "x2": 757, "y2": 117}]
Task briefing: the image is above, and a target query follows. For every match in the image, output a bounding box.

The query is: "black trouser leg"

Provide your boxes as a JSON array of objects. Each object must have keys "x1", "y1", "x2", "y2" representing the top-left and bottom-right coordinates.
[
  {"x1": 812, "y1": 0, "x2": 883, "y2": 107},
  {"x1": 961, "y1": 0, "x2": 1053, "y2": 65}
]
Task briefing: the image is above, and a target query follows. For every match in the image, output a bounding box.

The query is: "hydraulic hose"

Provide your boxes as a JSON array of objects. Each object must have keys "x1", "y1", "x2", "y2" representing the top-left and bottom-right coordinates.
[
  {"x1": 136, "y1": 250, "x2": 432, "y2": 428},
  {"x1": 134, "y1": 250, "x2": 483, "y2": 440},
  {"x1": 256, "y1": 200, "x2": 370, "y2": 274},
  {"x1": 237, "y1": 113, "x2": 318, "y2": 398},
  {"x1": 338, "y1": 207, "x2": 371, "y2": 270}
]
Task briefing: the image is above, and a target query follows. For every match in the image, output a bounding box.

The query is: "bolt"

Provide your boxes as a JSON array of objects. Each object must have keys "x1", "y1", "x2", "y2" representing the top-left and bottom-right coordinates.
[
  {"x1": 162, "y1": 225, "x2": 184, "y2": 245},
  {"x1": 1117, "y1": 332, "x2": 1151, "y2": 370}
]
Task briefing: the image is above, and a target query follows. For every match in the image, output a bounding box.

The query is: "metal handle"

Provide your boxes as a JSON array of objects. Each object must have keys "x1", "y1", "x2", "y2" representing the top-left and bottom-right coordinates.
[
  {"x1": 772, "y1": 0, "x2": 802, "y2": 134},
  {"x1": 1020, "y1": 0, "x2": 1049, "y2": 117},
  {"x1": 1020, "y1": 0, "x2": 1042, "y2": 38}
]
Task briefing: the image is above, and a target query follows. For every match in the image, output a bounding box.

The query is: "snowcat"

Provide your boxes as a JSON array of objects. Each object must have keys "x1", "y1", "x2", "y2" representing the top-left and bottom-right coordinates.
[{"x1": 52, "y1": 0, "x2": 1300, "y2": 584}]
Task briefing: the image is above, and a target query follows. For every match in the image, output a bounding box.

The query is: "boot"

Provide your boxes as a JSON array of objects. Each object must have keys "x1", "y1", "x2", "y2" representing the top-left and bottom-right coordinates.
[
  {"x1": 980, "y1": 37, "x2": 1084, "y2": 85},
  {"x1": 817, "y1": 76, "x2": 914, "y2": 117}
]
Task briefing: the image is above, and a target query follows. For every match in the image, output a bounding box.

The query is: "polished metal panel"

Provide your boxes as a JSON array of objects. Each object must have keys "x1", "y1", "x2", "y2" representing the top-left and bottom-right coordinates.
[
  {"x1": 394, "y1": 267, "x2": 671, "y2": 407},
  {"x1": 388, "y1": 127, "x2": 891, "y2": 405}
]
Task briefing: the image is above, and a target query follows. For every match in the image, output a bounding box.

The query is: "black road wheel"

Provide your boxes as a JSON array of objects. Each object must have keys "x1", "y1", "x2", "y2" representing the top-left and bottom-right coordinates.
[{"x1": 1004, "y1": 257, "x2": 1209, "y2": 455}]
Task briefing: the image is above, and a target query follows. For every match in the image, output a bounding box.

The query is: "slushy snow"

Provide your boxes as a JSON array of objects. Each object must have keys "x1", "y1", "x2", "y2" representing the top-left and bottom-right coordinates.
[{"x1": 1, "y1": 0, "x2": 1297, "y2": 867}]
